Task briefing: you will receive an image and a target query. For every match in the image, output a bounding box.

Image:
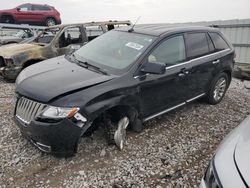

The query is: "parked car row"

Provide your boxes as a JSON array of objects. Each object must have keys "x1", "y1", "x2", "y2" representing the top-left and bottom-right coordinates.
[
  {"x1": 0, "y1": 20, "x2": 132, "y2": 80},
  {"x1": 0, "y1": 14, "x2": 247, "y2": 187}
]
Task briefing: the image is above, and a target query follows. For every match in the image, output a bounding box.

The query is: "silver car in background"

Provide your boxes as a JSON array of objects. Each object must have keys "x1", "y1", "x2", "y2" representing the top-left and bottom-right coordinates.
[{"x1": 200, "y1": 115, "x2": 250, "y2": 188}]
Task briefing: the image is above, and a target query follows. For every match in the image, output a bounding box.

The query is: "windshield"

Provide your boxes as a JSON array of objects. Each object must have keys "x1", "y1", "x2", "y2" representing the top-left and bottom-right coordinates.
[
  {"x1": 33, "y1": 28, "x2": 60, "y2": 44},
  {"x1": 74, "y1": 30, "x2": 156, "y2": 72}
]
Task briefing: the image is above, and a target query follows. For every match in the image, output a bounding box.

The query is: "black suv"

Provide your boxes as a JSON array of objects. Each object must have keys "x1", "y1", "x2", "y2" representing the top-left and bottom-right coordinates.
[{"x1": 14, "y1": 25, "x2": 235, "y2": 156}]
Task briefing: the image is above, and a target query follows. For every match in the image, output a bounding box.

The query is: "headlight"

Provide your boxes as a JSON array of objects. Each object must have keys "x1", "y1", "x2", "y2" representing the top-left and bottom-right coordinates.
[{"x1": 40, "y1": 106, "x2": 80, "y2": 119}]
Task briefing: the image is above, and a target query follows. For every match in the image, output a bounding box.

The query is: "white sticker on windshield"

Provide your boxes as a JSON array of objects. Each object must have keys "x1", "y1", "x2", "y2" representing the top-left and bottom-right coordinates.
[{"x1": 126, "y1": 42, "x2": 144, "y2": 50}]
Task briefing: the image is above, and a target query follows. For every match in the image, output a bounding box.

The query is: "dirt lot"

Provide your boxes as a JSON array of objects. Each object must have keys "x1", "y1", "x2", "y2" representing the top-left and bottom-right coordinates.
[{"x1": 0, "y1": 77, "x2": 249, "y2": 188}]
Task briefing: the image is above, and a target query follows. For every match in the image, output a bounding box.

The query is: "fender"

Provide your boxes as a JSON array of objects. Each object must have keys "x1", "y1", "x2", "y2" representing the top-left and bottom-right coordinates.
[{"x1": 84, "y1": 93, "x2": 141, "y2": 124}]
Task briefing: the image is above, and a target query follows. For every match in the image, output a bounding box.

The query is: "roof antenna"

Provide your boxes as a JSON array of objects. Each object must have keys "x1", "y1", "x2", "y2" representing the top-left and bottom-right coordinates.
[{"x1": 128, "y1": 16, "x2": 141, "y2": 32}]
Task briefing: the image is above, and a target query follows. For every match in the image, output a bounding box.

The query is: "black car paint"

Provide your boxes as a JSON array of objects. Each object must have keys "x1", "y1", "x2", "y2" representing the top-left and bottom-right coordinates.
[{"x1": 15, "y1": 27, "x2": 234, "y2": 155}]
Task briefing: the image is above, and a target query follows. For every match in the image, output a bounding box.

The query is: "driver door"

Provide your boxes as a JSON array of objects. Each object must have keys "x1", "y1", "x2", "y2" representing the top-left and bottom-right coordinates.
[
  {"x1": 57, "y1": 26, "x2": 84, "y2": 56},
  {"x1": 138, "y1": 35, "x2": 191, "y2": 118}
]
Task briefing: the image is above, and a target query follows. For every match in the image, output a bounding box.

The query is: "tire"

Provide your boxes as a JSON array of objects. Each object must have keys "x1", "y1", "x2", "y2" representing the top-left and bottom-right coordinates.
[
  {"x1": 1, "y1": 15, "x2": 14, "y2": 24},
  {"x1": 205, "y1": 72, "x2": 229, "y2": 105},
  {"x1": 130, "y1": 118, "x2": 143, "y2": 133},
  {"x1": 45, "y1": 18, "x2": 56, "y2": 26}
]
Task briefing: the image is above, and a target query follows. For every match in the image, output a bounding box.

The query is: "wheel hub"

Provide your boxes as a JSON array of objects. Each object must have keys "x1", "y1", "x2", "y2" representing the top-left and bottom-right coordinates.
[
  {"x1": 213, "y1": 77, "x2": 226, "y2": 101},
  {"x1": 114, "y1": 117, "x2": 129, "y2": 150}
]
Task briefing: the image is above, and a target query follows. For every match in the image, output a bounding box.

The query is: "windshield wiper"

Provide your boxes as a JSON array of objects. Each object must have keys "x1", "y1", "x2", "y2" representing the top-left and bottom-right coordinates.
[
  {"x1": 78, "y1": 61, "x2": 108, "y2": 75},
  {"x1": 71, "y1": 54, "x2": 108, "y2": 75}
]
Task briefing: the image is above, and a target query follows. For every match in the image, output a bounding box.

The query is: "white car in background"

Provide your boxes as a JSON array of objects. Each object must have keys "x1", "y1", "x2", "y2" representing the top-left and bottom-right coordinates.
[{"x1": 200, "y1": 115, "x2": 250, "y2": 188}]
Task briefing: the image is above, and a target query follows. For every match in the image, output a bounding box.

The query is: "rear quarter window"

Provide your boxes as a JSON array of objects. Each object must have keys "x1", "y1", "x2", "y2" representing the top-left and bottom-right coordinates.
[
  {"x1": 209, "y1": 32, "x2": 229, "y2": 51},
  {"x1": 185, "y1": 32, "x2": 210, "y2": 59}
]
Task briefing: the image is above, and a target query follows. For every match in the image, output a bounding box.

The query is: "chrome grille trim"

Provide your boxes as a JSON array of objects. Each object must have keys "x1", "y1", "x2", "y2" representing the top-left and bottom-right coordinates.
[{"x1": 16, "y1": 97, "x2": 47, "y2": 124}]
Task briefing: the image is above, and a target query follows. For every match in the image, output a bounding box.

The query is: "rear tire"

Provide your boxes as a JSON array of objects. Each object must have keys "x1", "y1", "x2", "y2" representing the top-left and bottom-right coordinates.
[
  {"x1": 45, "y1": 18, "x2": 56, "y2": 26},
  {"x1": 205, "y1": 72, "x2": 229, "y2": 105}
]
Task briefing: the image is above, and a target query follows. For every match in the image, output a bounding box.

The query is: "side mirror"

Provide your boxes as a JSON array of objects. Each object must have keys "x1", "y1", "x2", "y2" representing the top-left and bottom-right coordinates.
[
  {"x1": 17, "y1": 8, "x2": 21, "y2": 11},
  {"x1": 141, "y1": 62, "x2": 166, "y2": 75}
]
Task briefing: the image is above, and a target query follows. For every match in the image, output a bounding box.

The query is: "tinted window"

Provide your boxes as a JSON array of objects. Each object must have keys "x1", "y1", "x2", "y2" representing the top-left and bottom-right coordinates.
[
  {"x1": 33, "y1": 5, "x2": 51, "y2": 11},
  {"x1": 209, "y1": 32, "x2": 229, "y2": 51},
  {"x1": 186, "y1": 33, "x2": 209, "y2": 59},
  {"x1": 148, "y1": 35, "x2": 186, "y2": 66}
]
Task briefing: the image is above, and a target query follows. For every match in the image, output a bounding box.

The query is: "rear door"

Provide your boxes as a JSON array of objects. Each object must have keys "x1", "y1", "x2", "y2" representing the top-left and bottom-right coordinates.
[
  {"x1": 31, "y1": 5, "x2": 49, "y2": 22},
  {"x1": 184, "y1": 32, "x2": 232, "y2": 99},
  {"x1": 184, "y1": 32, "x2": 220, "y2": 99}
]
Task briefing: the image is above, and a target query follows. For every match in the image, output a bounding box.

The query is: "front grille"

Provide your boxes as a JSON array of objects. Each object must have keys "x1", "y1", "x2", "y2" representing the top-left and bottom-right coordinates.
[{"x1": 15, "y1": 97, "x2": 47, "y2": 124}]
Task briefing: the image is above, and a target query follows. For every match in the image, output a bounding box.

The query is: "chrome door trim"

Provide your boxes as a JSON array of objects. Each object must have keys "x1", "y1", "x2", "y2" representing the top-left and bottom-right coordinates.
[
  {"x1": 134, "y1": 49, "x2": 230, "y2": 79},
  {"x1": 143, "y1": 93, "x2": 206, "y2": 122},
  {"x1": 143, "y1": 102, "x2": 185, "y2": 122},
  {"x1": 186, "y1": 93, "x2": 206, "y2": 103},
  {"x1": 165, "y1": 49, "x2": 230, "y2": 70}
]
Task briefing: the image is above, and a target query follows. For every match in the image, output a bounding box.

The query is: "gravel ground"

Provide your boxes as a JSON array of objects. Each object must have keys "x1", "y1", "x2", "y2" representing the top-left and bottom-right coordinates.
[{"x1": 0, "y1": 77, "x2": 249, "y2": 188}]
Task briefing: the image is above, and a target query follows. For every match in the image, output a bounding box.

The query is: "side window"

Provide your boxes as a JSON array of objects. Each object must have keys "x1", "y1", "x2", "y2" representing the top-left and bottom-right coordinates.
[
  {"x1": 185, "y1": 33, "x2": 210, "y2": 59},
  {"x1": 59, "y1": 27, "x2": 82, "y2": 48},
  {"x1": 209, "y1": 32, "x2": 229, "y2": 51},
  {"x1": 33, "y1": 5, "x2": 50, "y2": 11},
  {"x1": 32, "y1": 5, "x2": 41, "y2": 11},
  {"x1": 148, "y1": 35, "x2": 186, "y2": 66},
  {"x1": 85, "y1": 26, "x2": 104, "y2": 41},
  {"x1": 18, "y1": 4, "x2": 32, "y2": 11},
  {"x1": 41, "y1": 6, "x2": 51, "y2": 11}
]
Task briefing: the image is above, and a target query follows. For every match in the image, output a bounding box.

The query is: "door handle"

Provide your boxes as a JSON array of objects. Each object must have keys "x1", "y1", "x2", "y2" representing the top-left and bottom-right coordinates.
[
  {"x1": 213, "y1": 59, "x2": 220, "y2": 64},
  {"x1": 178, "y1": 69, "x2": 189, "y2": 77},
  {"x1": 178, "y1": 73, "x2": 186, "y2": 77}
]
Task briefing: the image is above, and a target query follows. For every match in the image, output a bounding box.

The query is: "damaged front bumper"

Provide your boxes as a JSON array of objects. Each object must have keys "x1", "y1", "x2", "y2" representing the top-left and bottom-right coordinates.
[{"x1": 14, "y1": 116, "x2": 86, "y2": 157}]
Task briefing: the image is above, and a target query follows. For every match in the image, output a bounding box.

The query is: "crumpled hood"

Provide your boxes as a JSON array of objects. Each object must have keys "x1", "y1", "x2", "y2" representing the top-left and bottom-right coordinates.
[
  {"x1": 16, "y1": 56, "x2": 115, "y2": 103},
  {"x1": 233, "y1": 115, "x2": 250, "y2": 187},
  {"x1": 0, "y1": 43, "x2": 42, "y2": 58}
]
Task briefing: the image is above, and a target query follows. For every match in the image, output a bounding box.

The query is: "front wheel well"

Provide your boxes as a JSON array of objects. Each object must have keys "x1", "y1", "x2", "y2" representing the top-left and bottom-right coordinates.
[{"x1": 85, "y1": 105, "x2": 139, "y2": 136}]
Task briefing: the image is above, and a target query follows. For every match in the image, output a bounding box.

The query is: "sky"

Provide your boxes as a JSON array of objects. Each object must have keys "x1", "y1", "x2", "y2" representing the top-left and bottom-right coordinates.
[{"x1": 1, "y1": 0, "x2": 250, "y2": 24}]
